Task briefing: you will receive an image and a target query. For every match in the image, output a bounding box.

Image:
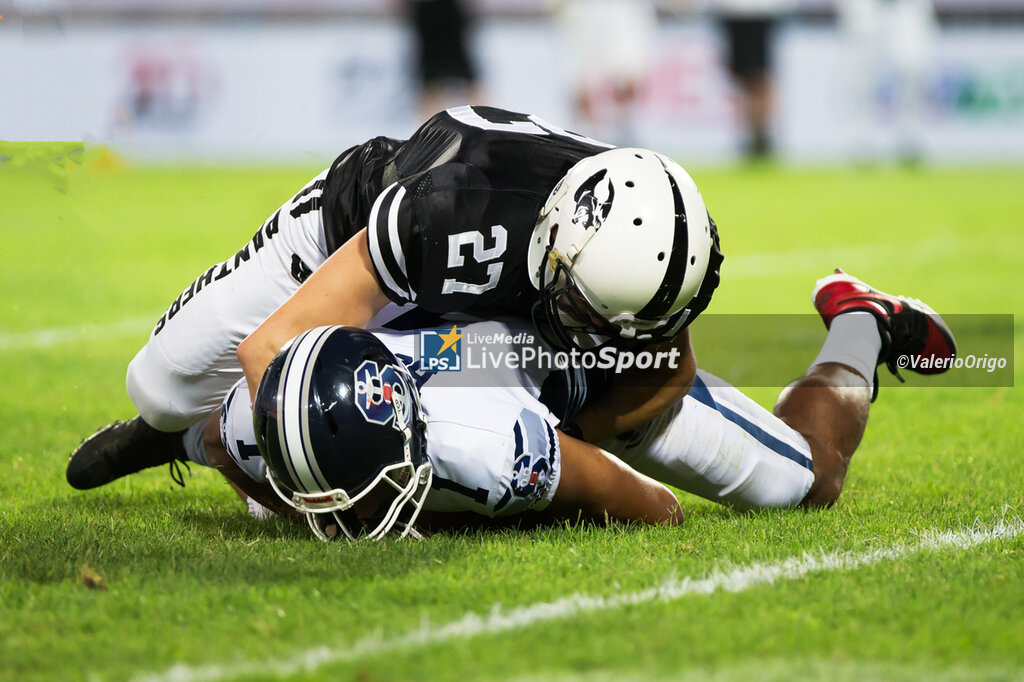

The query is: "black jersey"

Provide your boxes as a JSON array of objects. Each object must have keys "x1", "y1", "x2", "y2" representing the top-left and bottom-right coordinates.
[{"x1": 320, "y1": 106, "x2": 612, "y2": 318}]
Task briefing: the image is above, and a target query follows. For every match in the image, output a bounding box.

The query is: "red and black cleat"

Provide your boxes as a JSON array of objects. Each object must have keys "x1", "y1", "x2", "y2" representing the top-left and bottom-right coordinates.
[{"x1": 812, "y1": 269, "x2": 957, "y2": 398}]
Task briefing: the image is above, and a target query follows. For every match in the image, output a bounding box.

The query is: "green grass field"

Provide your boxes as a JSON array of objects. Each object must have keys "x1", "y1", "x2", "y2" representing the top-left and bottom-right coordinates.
[{"x1": 1, "y1": 155, "x2": 1022, "y2": 682}]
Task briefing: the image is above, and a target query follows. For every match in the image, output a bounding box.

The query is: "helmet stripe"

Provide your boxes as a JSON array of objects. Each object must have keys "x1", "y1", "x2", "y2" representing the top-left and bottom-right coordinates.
[
  {"x1": 279, "y1": 327, "x2": 334, "y2": 493},
  {"x1": 636, "y1": 166, "x2": 690, "y2": 321},
  {"x1": 275, "y1": 338, "x2": 305, "y2": 493},
  {"x1": 298, "y1": 328, "x2": 336, "y2": 492}
]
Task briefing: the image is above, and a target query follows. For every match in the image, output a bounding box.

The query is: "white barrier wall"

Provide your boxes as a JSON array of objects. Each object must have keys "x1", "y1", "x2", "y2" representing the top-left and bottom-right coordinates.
[
  {"x1": 777, "y1": 24, "x2": 1024, "y2": 162},
  {"x1": 2, "y1": 17, "x2": 1023, "y2": 162},
  {"x1": 0, "y1": 20, "x2": 417, "y2": 161}
]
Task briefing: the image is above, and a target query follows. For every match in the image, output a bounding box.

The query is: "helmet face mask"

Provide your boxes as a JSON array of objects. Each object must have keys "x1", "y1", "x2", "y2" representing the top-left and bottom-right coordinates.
[
  {"x1": 254, "y1": 326, "x2": 433, "y2": 542},
  {"x1": 267, "y1": 458, "x2": 432, "y2": 542},
  {"x1": 531, "y1": 251, "x2": 626, "y2": 351},
  {"x1": 529, "y1": 148, "x2": 723, "y2": 351}
]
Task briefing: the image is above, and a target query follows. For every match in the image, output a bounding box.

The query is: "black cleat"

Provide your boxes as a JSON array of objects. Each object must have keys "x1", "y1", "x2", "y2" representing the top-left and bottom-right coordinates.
[{"x1": 66, "y1": 416, "x2": 189, "y2": 490}]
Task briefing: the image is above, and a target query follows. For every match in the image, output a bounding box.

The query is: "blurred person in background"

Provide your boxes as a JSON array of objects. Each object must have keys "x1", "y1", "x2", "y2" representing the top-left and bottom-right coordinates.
[
  {"x1": 406, "y1": 0, "x2": 485, "y2": 121},
  {"x1": 552, "y1": 0, "x2": 658, "y2": 145},
  {"x1": 838, "y1": 0, "x2": 938, "y2": 163},
  {"x1": 711, "y1": 0, "x2": 794, "y2": 158}
]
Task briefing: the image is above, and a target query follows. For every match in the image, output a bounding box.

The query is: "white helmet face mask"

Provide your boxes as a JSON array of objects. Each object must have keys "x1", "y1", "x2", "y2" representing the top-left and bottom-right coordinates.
[
  {"x1": 529, "y1": 148, "x2": 721, "y2": 350},
  {"x1": 268, "y1": 459, "x2": 433, "y2": 542}
]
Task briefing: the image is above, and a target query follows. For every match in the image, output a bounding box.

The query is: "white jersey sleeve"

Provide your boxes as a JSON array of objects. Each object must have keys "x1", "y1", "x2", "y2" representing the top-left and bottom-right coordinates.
[
  {"x1": 423, "y1": 400, "x2": 561, "y2": 517},
  {"x1": 366, "y1": 182, "x2": 418, "y2": 305},
  {"x1": 219, "y1": 378, "x2": 268, "y2": 484}
]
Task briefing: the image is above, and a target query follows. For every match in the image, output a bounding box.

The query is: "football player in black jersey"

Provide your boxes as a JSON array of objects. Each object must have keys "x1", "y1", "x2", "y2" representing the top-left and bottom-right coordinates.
[{"x1": 66, "y1": 105, "x2": 722, "y2": 491}]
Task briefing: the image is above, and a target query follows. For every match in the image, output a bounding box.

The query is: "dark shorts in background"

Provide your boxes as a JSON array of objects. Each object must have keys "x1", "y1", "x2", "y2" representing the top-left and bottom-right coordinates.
[
  {"x1": 721, "y1": 16, "x2": 776, "y2": 80},
  {"x1": 411, "y1": 0, "x2": 477, "y2": 87}
]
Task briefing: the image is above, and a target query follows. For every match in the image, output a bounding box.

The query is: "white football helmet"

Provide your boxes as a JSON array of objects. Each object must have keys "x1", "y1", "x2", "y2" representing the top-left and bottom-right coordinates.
[{"x1": 528, "y1": 148, "x2": 722, "y2": 349}]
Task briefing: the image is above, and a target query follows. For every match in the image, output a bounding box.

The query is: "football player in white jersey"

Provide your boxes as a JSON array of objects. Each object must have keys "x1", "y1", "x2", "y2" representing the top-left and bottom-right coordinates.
[
  {"x1": 206, "y1": 321, "x2": 684, "y2": 539},
  {"x1": 186, "y1": 265, "x2": 956, "y2": 539},
  {"x1": 66, "y1": 106, "x2": 722, "y2": 494}
]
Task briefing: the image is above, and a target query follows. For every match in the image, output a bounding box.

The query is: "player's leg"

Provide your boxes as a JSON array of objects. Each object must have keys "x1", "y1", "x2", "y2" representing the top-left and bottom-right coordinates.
[
  {"x1": 772, "y1": 364, "x2": 870, "y2": 506},
  {"x1": 771, "y1": 301, "x2": 881, "y2": 505},
  {"x1": 67, "y1": 169, "x2": 331, "y2": 490},
  {"x1": 65, "y1": 416, "x2": 201, "y2": 491},
  {"x1": 598, "y1": 371, "x2": 817, "y2": 510},
  {"x1": 126, "y1": 168, "x2": 330, "y2": 430},
  {"x1": 127, "y1": 377, "x2": 293, "y2": 517},
  {"x1": 721, "y1": 15, "x2": 776, "y2": 158},
  {"x1": 791, "y1": 268, "x2": 957, "y2": 504},
  {"x1": 601, "y1": 269, "x2": 956, "y2": 509},
  {"x1": 202, "y1": 379, "x2": 293, "y2": 516}
]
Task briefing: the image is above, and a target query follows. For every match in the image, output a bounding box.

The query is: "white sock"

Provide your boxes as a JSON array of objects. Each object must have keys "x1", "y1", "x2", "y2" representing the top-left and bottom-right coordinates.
[
  {"x1": 182, "y1": 420, "x2": 212, "y2": 467},
  {"x1": 247, "y1": 497, "x2": 276, "y2": 519},
  {"x1": 809, "y1": 312, "x2": 882, "y2": 388}
]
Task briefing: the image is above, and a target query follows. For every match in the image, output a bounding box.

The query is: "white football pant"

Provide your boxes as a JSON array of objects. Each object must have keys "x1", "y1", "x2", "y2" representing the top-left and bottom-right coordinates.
[
  {"x1": 598, "y1": 369, "x2": 815, "y2": 510},
  {"x1": 126, "y1": 169, "x2": 331, "y2": 431}
]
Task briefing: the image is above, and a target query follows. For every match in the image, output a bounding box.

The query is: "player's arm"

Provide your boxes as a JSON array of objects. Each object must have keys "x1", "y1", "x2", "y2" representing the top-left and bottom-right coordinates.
[
  {"x1": 200, "y1": 413, "x2": 300, "y2": 518},
  {"x1": 237, "y1": 228, "x2": 391, "y2": 402},
  {"x1": 571, "y1": 330, "x2": 697, "y2": 442},
  {"x1": 550, "y1": 430, "x2": 683, "y2": 526}
]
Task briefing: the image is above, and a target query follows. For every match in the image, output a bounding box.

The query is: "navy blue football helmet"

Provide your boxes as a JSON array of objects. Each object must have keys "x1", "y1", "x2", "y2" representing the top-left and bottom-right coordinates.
[{"x1": 253, "y1": 326, "x2": 432, "y2": 541}]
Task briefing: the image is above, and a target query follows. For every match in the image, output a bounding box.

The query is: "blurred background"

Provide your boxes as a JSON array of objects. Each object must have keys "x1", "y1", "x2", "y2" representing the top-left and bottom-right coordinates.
[{"x1": 2, "y1": 0, "x2": 1023, "y2": 165}]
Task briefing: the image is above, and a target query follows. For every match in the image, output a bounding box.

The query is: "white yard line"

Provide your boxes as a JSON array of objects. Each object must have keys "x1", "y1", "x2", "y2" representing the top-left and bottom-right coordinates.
[
  {"x1": 132, "y1": 516, "x2": 1023, "y2": 682},
  {"x1": 0, "y1": 315, "x2": 155, "y2": 351}
]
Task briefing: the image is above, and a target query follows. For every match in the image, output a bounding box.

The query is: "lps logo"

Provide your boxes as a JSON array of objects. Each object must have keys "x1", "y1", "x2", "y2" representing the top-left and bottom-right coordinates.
[
  {"x1": 418, "y1": 325, "x2": 463, "y2": 372},
  {"x1": 353, "y1": 359, "x2": 409, "y2": 430}
]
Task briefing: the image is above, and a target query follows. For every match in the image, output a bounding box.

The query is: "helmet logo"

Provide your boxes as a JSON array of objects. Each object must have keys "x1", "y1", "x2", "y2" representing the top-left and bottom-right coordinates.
[
  {"x1": 353, "y1": 360, "x2": 410, "y2": 431},
  {"x1": 571, "y1": 169, "x2": 614, "y2": 232}
]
